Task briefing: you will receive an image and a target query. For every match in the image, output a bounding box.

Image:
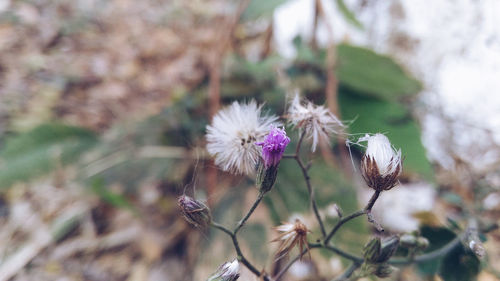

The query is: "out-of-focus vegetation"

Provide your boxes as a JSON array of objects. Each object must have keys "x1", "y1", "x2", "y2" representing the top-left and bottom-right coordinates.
[{"x1": 0, "y1": 0, "x2": 498, "y2": 281}]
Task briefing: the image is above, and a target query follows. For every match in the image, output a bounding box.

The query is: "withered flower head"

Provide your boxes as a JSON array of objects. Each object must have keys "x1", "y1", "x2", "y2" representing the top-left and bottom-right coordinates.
[
  {"x1": 359, "y1": 134, "x2": 402, "y2": 191},
  {"x1": 272, "y1": 219, "x2": 311, "y2": 260},
  {"x1": 287, "y1": 93, "x2": 344, "y2": 152},
  {"x1": 178, "y1": 195, "x2": 211, "y2": 229}
]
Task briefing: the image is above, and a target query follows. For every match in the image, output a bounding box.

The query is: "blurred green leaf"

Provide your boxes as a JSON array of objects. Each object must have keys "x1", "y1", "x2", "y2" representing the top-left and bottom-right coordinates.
[
  {"x1": 90, "y1": 178, "x2": 135, "y2": 211},
  {"x1": 335, "y1": 0, "x2": 363, "y2": 29},
  {"x1": 417, "y1": 226, "x2": 456, "y2": 276},
  {"x1": 0, "y1": 123, "x2": 97, "y2": 189},
  {"x1": 438, "y1": 244, "x2": 481, "y2": 281},
  {"x1": 336, "y1": 44, "x2": 422, "y2": 100},
  {"x1": 242, "y1": 0, "x2": 288, "y2": 20},
  {"x1": 339, "y1": 90, "x2": 433, "y2": 179}
]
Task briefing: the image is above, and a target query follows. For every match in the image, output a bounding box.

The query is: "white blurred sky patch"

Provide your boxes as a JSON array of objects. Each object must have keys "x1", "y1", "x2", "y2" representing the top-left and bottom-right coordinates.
[{"x1": 274, "y1": 0, "x2": 500, "y2": 171}]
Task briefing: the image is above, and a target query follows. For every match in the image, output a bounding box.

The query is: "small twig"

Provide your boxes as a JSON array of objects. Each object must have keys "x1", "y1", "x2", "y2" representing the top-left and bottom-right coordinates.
[
  {"x1": 364, "y1": 190, "x2": 380, "y2": 212},
  {"x1": 295, "y1": 131, "x2": 327, "y2": 237},
  {"x1": 324, "y1": 210, "x2": 365, "y2": 245},
  {"x1": 324, "y1": 190, "x2": 382, "y2": 244}
]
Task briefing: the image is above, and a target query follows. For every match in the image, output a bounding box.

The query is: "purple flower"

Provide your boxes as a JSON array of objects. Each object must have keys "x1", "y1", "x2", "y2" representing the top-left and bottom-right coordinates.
[{"x1": 256, "y1": 127, "x2": 290, "y2": 168}]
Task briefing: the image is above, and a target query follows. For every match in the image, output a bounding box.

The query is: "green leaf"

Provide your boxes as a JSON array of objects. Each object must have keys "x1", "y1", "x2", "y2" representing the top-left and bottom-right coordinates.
[
  {"x1": 438, "y1": 244, "x2": 481, "y2": 281},
  {"x1": 242, "y1": 0, "x2": 288, "y2": 20},
  {"x1": 336, "y1": 44, "x2": 422, "y2": 100},
  {"x1": 417, "y1": 226, "x2": 456, "y2": 276},
  {"x1": 336, "y1": 0, "x2": 363, "y2": 29},
  {"x1": 0, "y1": 123, "x2": 97, "y2": 189},
  {"x1": 339, "y1": 90, "x2": 433, "y2": 179}
]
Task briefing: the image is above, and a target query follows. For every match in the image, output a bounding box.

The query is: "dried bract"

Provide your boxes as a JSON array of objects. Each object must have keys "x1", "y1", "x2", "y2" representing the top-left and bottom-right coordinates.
[{"x1": 272, "y1": 219, "x2": 311, "y2": 260}]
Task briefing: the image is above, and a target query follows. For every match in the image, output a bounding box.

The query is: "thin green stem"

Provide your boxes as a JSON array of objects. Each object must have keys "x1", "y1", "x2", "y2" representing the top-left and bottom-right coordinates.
[
  {"x1": 211, "y1": 221, "x2": 233, "y2": 236},
  {"x1": 295, "y1": 130, "x2": 327, "y2": 237},
  {"x1": 364, "y1": 190, "x2": 380, "y2": 212},
  {"x1": 324, "y1": 210, "x2": 365, "y2": 245},
  {"x1": 234, "y1": 191, "x2": 264, "y2": 234},
  {"x1": 324, "y1": 190, "x2": 382, "y2": 245},
  {"x1": 320, "y1": 244, "x2": 364, "y2": 262},
  {"x1": 389, "y1": 235, "x2": 462, "y2": 265}
]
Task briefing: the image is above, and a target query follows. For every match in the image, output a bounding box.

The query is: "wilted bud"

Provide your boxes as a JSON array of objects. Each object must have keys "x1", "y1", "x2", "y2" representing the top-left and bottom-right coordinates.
[
  {"x1": 208, "y1": 259, "x2": 240, "y2": 281},
  {"x1": 359, "y1": 134, "x2": 402, "y2": 191},
  {"x1": 178, "y1": 195, "x2": 211, "y2": 228},
  {"x1": 364, "y1": 236, "x2": 399, "y2": 264},
  {"x1": 374, "y1": 264, "x2": 396, "y2": 278}
]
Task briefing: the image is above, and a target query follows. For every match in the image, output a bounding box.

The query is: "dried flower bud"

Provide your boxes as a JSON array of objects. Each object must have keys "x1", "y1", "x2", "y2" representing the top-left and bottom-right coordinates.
[
  {"x1": 359, "y1": 134, "x2": 402, "y2": 191},
  {"x1": 178, "y1": 195, "x2": 211, "y2": 228},
  {"x1": 272, "y1": 219, "x2": 311, "y2": 260},
  {"x1": 364, "y1": 236, "x2": 399, "y2": 264},
  {"x1": 208, "y1": 259, "x2": 240, "y2": 281}
]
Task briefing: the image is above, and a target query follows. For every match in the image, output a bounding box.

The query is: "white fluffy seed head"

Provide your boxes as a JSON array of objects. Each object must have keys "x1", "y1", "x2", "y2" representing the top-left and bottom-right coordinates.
[
  {"x1": 361, "y1": 133, "x2": 402, "y2": 177},
  {"x1": 209, "y1": 259, "x2": 240, "y2": 281},
  {"x1": 287, "y1": 93, "x2": 344, "y2": 152},
  {"x1": 221, "y1": 259, "x2": 239, "y2": 279},
  {"x1": 206, "y1": 100, "x2": 278, "y2": 175}
]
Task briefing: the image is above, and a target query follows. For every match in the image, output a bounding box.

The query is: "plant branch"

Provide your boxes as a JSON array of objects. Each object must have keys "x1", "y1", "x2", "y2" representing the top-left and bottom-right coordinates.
[
  {"x1": 234, "y1": 191, "x2": 265, "y2": 234},
  {"x1": 324, "y1": 210, "x2": 365, "y2": 245},
  {"x1": 324, "y1": 190, "x2": 382, "y2": 244},
  {"x1": 294, "y1": 131, "x2": 327, "y2": 237}
]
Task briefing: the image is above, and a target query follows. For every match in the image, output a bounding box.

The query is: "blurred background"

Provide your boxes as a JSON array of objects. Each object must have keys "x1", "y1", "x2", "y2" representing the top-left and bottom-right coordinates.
[{"x1": 0, "y1": 0, "x2": 500, "y2": 280}]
